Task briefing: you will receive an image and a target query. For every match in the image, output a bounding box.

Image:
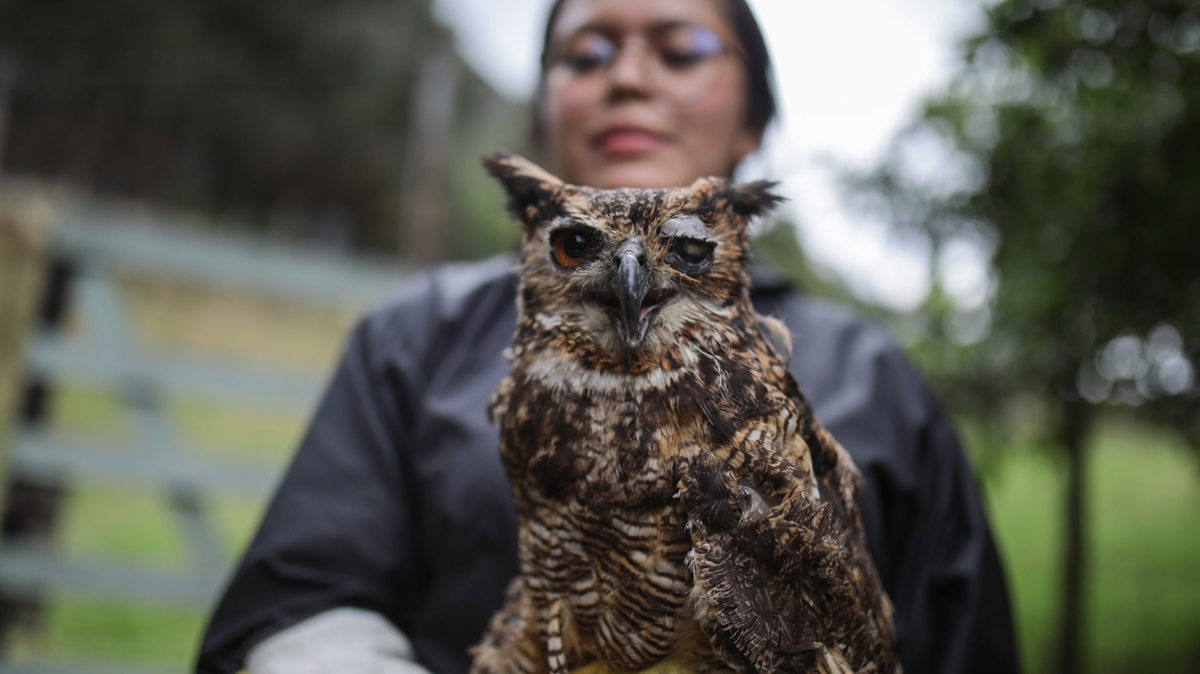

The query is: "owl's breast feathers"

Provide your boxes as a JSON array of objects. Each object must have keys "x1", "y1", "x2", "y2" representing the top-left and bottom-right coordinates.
[{"x1": 491, "y1": 304, "x2": 793, "y2": 495}]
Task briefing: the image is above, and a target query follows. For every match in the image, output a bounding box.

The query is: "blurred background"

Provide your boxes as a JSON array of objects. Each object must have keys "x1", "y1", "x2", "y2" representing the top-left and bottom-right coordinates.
[{"x1": 0, "y1": 0, "x2": 1196, "y2": 673}]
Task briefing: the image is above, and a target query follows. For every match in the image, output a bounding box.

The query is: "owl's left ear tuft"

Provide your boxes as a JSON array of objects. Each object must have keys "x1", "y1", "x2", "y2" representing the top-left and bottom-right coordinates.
[
  {"x1": 482, "y1": 151, "x2": 565, "y2": 228},
  {"x1": 722, "y1": 180, "x2": 785, "y2": 218}
]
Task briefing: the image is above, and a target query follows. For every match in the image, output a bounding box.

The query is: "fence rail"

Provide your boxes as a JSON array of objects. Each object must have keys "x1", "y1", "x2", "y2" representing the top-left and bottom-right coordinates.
[
  {"x1": 52, "y1": 212, "x2": 405, "y2": 307},
  {"x1": 0, "y1": 198, "x2": 407, "y2": 673}
]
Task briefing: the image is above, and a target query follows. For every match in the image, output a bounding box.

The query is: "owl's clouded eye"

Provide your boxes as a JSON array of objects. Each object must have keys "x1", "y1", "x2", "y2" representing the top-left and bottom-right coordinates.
[
  {"x1": 550, "y1": 227, "x2": 601, "y2": 269},
  {"x1": 666, "y1": 238, "x2": 715, "y2": 275}
]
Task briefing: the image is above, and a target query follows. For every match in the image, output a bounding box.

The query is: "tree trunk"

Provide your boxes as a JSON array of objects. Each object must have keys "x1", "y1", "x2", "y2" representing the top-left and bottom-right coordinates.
[
  {"x1": 0, "y1": 53, "x2": 16, "y2": 169},
  {"x1": 1055, "y1": 400, "x2": 1091, "y2": 674},
  {"x1": 399, "y1": 45, "x2": 459, "y2": 264}
]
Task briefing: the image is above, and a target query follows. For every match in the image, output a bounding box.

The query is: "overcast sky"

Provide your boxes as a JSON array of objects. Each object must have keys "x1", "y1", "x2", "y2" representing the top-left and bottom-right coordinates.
[{"x1": 432, "y1": 0, "x2": 987, "y2": 310}]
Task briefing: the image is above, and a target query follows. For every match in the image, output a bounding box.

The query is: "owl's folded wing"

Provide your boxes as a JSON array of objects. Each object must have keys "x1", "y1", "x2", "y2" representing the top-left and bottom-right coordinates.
[{"x1": 678, "y1": 453, "x2": 858, "y2": 674}]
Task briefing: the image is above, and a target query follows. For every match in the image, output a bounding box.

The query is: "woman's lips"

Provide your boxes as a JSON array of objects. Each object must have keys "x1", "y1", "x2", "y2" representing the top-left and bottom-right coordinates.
[{"x1": 594, "y1": 128, "x2": 666, "y2": 156}]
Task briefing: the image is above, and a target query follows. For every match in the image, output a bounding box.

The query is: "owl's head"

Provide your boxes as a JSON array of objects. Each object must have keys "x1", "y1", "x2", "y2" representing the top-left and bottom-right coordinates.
[{"x1": 484, "y1": 152, "x2": 781, "y2": 359}]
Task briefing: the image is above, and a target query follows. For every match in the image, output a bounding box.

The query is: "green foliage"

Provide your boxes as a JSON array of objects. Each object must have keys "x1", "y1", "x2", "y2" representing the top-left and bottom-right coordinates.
[
  {"x1": 987, "y1": 417, "x2": 1200, "y2": 673},
  {"x1": 857, "y1": 3, "x2": 1200, "y2": 669},
  {"x1": 860, "y1": 0, "x2": 1200, "y2": 441},
  {"x1": 0, "y1": 0, "x2": 522, "y2": 255},
  {"x1": 751, "y1": 219, "x2": 873, "y2": 312},
  {"x1": 440, "y1": 101, "x2": 531, "y2": 262},
  {"x1": 38, "y1": 599, "x2": 204, "y2": 665}
]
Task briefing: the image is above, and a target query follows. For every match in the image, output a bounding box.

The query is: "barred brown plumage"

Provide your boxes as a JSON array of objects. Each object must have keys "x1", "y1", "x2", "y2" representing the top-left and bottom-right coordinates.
[{"x1": 470, "y1": 152, "x2": 899, "y2": 674}]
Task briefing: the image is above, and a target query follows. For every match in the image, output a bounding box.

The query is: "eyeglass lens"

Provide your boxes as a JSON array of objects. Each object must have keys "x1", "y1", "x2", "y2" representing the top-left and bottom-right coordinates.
[{"x1": 554, "y1": 25, "x2": 731, "y2": 81}]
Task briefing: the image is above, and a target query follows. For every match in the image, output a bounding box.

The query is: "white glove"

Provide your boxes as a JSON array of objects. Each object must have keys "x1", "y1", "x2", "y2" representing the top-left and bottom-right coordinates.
[{"x1": 245, "y1": 607, "x2": 434, "y2": 674}]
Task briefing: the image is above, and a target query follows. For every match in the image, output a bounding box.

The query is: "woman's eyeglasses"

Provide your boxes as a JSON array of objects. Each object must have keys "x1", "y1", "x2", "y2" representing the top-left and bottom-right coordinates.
[{"x1": 547, "y1": 24, "x2": 739, "y2": 101}]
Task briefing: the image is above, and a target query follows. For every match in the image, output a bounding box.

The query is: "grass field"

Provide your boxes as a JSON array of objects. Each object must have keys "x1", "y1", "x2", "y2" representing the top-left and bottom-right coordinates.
[
  {"x1": 985, "y1": 421, "x2": 1200, "y2": 674},
  {"x1": 1, "y1": 277, "x2": 1198, "y2": 673}
]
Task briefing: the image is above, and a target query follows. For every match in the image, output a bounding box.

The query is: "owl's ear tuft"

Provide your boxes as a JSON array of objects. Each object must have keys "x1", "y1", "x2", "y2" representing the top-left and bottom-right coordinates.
[
  {"x1": 722, "y1": 180, "x2": 785, "y2": 218},
  {"x1": 482, "y1": 151, "x2": 565, "y2": 229}
]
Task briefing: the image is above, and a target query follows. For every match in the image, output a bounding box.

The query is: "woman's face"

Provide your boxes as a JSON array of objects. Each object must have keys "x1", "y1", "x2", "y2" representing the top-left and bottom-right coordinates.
[{"x1": 540, "y1": 0, "x2": 759, "y2": 189}]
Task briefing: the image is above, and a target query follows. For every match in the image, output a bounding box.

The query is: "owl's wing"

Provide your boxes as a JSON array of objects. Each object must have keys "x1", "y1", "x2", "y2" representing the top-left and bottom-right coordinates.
[{"x1": 679, "y1": 452, "x2": 857, "y2": 674}]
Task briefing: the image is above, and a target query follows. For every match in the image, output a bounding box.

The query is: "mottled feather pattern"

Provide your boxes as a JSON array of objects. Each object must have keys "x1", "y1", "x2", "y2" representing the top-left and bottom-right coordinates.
[{"x1": 472, "y1": 152, "x2": 899, "y2": 674}]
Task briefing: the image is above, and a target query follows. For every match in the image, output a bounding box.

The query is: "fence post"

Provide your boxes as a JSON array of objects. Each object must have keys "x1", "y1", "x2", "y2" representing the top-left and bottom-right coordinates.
[
  {"x1": 0, "y1": 189, "x2": 57, "y2": 647},
  {"x1": 0, "y1": 201, "x2": 406, "y2": 671},
  {"x1": 0, "y1": 187, "x2": 52, "y2": 480}
]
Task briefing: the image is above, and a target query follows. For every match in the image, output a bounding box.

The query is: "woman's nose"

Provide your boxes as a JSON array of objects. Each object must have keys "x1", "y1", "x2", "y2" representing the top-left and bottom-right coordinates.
[{"x1": 606, "y1": 39, "x2": 655, "y2": 98}]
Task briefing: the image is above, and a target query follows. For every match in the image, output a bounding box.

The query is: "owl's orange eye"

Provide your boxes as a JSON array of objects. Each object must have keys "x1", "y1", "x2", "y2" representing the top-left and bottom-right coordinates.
[{"x1": 550, "y1": 228, "x2": 600, "y2": 268}]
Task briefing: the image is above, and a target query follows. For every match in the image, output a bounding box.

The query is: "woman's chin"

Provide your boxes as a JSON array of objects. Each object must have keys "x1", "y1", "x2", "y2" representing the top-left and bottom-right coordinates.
[{"x1": 587, "y1": 155, "x2": 696, "y2": 190}]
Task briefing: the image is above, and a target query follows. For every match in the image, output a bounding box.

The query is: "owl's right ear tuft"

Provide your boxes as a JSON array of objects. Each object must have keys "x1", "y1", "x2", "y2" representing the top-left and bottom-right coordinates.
[
  {"x1": 722, "y1": 180, "x2": 785, "y2": 218},
  {"x1": 482, "y1": 151, "x2": 565, "y2": 229}
]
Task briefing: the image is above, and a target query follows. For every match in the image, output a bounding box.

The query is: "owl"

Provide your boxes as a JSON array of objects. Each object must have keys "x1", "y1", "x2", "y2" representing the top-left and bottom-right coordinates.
[{"x1": 472, "y1": 152, "x2": 898, "y2": 674}]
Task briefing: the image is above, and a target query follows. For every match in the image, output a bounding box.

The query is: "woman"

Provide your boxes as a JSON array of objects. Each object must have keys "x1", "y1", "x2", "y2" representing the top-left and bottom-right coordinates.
[{"x1": 197, "y1": 1, "x2": 1019, "y2": 673}]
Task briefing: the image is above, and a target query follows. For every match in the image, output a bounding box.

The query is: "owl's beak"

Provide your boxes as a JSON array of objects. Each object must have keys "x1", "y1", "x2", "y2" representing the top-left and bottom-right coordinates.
[{"x1": 615, "y1": 244, "x2": 650, "y2": 347}]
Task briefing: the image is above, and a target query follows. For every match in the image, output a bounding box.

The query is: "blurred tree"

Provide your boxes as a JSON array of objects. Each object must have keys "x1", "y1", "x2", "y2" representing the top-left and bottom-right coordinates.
[
  {"x1": 0, "y1": 0, "x2": 526, "y2": 257},
  {"x1": 751, "y1": 218, "x2": 874, "y2": 312},
  {"x1": 855, "y1": 1, "x2": 1200, "y2": 672}
]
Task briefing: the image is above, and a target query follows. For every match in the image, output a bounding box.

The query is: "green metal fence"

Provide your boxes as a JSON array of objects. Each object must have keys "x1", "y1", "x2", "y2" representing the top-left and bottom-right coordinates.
[{"x1": 0, "y1": 206, "x2": 406, "y2": 673}]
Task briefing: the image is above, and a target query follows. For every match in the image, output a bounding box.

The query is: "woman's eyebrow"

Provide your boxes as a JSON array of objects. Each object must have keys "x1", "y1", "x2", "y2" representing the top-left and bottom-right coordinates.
[
  {"x1": 646, "y1": 20, "x2": 701, "y2": 34},
  {"x1": 566, "y1": 18, "x2": 700, "y2": 38}
]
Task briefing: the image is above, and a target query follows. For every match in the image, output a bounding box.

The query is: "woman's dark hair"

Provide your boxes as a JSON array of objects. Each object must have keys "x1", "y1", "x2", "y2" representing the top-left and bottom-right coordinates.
[{"x1": 535, "y1": 0, "x2": 778, "y2": 138}]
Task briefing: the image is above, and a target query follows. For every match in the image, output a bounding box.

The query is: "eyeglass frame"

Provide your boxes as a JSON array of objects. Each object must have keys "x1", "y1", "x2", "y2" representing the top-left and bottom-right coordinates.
[{"x1": 542, "y1": 22, "x2": 746, "y2": 98}]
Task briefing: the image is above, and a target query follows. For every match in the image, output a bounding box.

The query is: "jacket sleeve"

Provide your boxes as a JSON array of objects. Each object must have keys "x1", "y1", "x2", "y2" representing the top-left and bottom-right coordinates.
[
  {"x1": 884, "y1": 402, "x2": 1020, "y2": 674},
  {"x1": 196, "y1": 276, "x2": 442, "y2": 674}
]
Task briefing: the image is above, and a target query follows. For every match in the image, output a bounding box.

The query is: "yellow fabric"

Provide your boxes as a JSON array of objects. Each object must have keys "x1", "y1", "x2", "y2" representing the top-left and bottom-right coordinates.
[
  {"x1": 235, "y1": 659, "x2": 695, "y2": 673},
  {"x1": 572, "y1": 658, "x2": 693, "y2": 674}
]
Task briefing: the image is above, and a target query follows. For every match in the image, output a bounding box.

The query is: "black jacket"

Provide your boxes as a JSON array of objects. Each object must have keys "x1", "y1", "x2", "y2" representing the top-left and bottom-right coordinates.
[{"x1": 197, "y1": 256, "x2": 1019, "y2": 674}]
